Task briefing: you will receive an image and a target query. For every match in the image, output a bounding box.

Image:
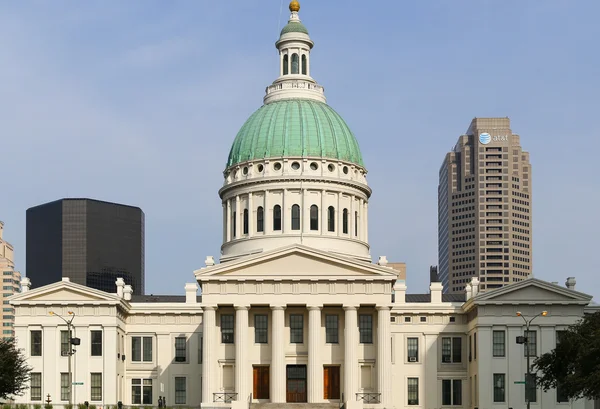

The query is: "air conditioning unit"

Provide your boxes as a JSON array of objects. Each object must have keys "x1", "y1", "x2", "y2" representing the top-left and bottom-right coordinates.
[
  {"x1": 61, "y1": 351, "x2": 70, "y2": 357},
  {"x1": 408, "y1": 357, "x2": 417, "y2": 362}
]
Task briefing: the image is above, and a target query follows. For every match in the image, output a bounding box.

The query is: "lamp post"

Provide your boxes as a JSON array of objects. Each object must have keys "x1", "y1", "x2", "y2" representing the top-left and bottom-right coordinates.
[
  {"x1": 49, "y1": 311, "x2": 79, "y2": 405},
  {"x1": 516, "y1": 310, "x2": 547, "y2": 409}
]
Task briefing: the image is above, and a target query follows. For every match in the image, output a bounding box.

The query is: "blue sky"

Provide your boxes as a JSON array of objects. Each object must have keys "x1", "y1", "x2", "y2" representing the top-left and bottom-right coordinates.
[{"x1": 1, "y1": 1, "x2": 599, "y2": 300}]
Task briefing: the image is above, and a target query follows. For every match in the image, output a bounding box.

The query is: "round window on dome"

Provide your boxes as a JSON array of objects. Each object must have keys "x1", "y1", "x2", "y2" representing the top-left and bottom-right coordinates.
[
  {"x1": 243, "y1": 167, "x2": 248, "y2": 175},
  {"x1": 274, "y1": 162, "x2": 282, "y2": 171},
  {"x1": 328, "y1": 164, "x2": 335, "y2": 172},
  {"x1": 257, "y1": 164, "x2": 264, "y2": 173},
  {"x1": 291, "y1": 162, "x2": 300, "y2": 170},
  {"x1": 343, "y1": 166, "x2": 349, "y2": 174},
  {"x1": 310, "y1": 162, "x2": 318, "y2": 170}
]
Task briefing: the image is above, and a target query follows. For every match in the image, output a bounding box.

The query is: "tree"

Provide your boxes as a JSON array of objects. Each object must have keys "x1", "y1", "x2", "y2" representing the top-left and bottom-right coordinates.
[
  {"x1": 533, "y1": 311, "x2": 600, "y2": 400},
  {"x1": 0, "y1": 338, "x2": 32, "y2": 400}
]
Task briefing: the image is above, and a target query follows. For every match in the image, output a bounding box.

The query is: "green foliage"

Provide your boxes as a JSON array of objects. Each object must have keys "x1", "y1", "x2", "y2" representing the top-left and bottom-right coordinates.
[
  {"x1": 33, "y1": 404, "x2": 42, "y2": 409},
  {"x1": 88, "y1": 405, "x2": 96, "y2": 409},
  {"x1": 17, "y1": 404, "x2": 28, "y2": 409},
  {"x1": 77, "y1": 404, "x2": 86, "y2": 409},
  {"x1": 65, "y1": 404, "x2": 73, "y2": 409},
  {"x1": 534, "y1": 311, "x2": 600, "y2": 400},
  {"x1": 43, "y1": 405, "x2": 52, "y2": 409},
  {"x1": 3, "y1": 404, "x2": 13, "y2": 409},
  {"x1": 0, "y1": 338, "x2": 32, "y2": 400}
]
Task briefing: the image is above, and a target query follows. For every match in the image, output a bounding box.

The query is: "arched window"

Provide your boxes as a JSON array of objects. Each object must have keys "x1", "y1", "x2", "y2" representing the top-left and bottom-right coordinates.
[
  {"x1": 302, "y1": 54, "x2": 307, "y2": 75},
  {"x1": 283, "y1": 54, "x2": 289, "y2": 75},
  {"x1": 328, "y1": 206, "x2": 335, "y2": 232},
  {"x1": 291, "y1": 53, "x2": 299, "y2": 74},
  {"x1": 257, "y1": 207, "x2": 264, "y2": 232},
  {"x1": 291, "y1": 204, "x2": 301, "y2": 230},
  {"x1": 243, "y1": 209, "x2": 249, "y2": 235},
  {"x1": 355, "y1": 211, "x2": 358, "y2": 237},
  {"x1": 310, "y1": 205, "x2": 319, "y2": 231},
  {"x1": 343, "y1": 208, "x2": 348, "y2": 234},
  {"x1": 273, "y1": 205, "x2": 282, "y2": 231},
  {"x1": 232, "y1": 211, "x2": 237, "y2": 238}
]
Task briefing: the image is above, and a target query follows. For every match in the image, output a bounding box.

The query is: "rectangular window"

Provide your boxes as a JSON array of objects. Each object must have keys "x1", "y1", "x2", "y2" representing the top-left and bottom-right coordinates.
[
  {"x1": 474, "y1": 332, "x2": 477, "y2": 359},
  {"x1": 221, "y1": 314, "x2": 234, "y2": 344},
  {"x1": 31, "y1": 330, "x2": 42, "y2": 356},
  {"x1": 525, "y1": 330, "x2": 537, "y2": 357},
  {"x1": 441, "y1": 337, "x2": 462, "y2": 363},
  {"x1": 175, "y1": 337, "x2": 187, "y2": 362},
  {"x1": 493, "y1": 374, "x2": 505, "y2": 403},
  {"x1": 175, "y1": 377, "x2": 186, "y2": 404},
  {"x1": 325, "y1": 315, "x2": 338, "y2": 344},
  {"x1": 31, "y1": 373, "x2": 42, "y2": 401},
  {"x1": 91, "y1": 330, "x2": 102, "y2": 356},
  {"x1": 254, "y1": 315, "x2": 268, "y2": 344},
  {"x1": 468, "y1": 334, "x2": 472, "y2": 361},
  {"x1": 407, "y1": 378, "x2": 419, "y2": 405},
  {"x1": 61, "y1": 330, "x2": 70, "y2": 355},
  {"x1": 359, "y1": 314, "x2": 373, "y2": 344},
  {"x1": 132, "y1": 379, "x2": 153, "y2": 405},
  {"x1": 441, "y1": 379, "x2": 462, "y2": 405},
  {"x1": 198, "y1": 334, "x2": 203, "y2": 364},
  {"x1": 61, "y1": 373, "x2": 70, "y2": 401},
  {"x1": 90, "y1": 373, "x2": 102, "y2": 401},
  {"x1": 525, "y1": 373, "x2": 537, "y2": 403},
  {"x1": 493, "y1": 330, "x2": 505, "y2": 357},
  {"x1": 290, "y1": 314, "x2": 303, "y2": 344},
  {"x1": 407, "y1": 337, "x2": 418, "y2": 362},
  {"x1": 132, "y1": 336, "x2": 152, "y2": 362}
]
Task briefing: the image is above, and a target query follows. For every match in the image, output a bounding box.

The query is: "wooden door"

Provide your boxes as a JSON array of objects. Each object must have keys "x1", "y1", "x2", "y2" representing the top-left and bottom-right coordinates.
[
  {"x1": 253, "y1": 366, "x2": 270, "y2": 399},
  {"x1": 324, "y1": 366, "x2": 340, "y2": 399},
  {"x1": 286, "y1": 365, "x2": 307, "y2": 402}
]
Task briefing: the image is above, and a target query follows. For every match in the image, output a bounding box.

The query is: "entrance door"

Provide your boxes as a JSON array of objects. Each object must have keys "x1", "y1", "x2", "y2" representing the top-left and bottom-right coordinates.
[
  {"x1": 253, "y1": 366, "x2": 270, "y2": 399},
  {"x1": 323, "y1": 366, "x2": 341, "y2": 399},
  {"x1": 286, "y1": 365, "x2": 307, "y2": 402}
]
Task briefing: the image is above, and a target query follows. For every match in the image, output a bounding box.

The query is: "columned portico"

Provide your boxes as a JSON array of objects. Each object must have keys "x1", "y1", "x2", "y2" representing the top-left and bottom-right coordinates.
[
  {"x1": 271, "y1": 305, "x2": 286, "y2": 402},
  {"x1": 202, "y1": 306, "x2": 216, "y2": 406},
  {"x1": 344, "y1": 306, "x2": 358, "y2": 401},
  {"x1": 235, "y1": 305, "x2": 250, "y2": 401},
  {"x1": 377, "y1": 306, "x2": 391, "y2": 408},
  {"x1": 308, "y1": 305, "x2": 322, "y2": 403}
]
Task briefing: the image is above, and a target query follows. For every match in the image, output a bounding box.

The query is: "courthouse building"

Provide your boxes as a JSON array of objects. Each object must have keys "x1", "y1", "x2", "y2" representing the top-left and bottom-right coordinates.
[{"x1": 11, "y1": 2, "x2": 599, "y2": 409}]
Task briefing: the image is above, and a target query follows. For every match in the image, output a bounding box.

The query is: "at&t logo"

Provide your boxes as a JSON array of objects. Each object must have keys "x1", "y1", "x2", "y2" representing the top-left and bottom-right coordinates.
[{"x1": 479, "y1": 133, "x2": 491, "y2": 145}]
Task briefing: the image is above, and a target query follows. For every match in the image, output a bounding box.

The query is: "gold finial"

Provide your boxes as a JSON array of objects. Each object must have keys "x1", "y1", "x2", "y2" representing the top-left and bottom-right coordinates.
[{"x1": 289, "y1": 0, "x2": 300, "y2": 12}]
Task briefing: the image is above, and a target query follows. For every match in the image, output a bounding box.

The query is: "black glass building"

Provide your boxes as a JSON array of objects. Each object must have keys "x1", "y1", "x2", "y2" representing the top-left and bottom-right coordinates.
[{"x1": 26, "y1": 198, "x2": 145, "y2": 294}]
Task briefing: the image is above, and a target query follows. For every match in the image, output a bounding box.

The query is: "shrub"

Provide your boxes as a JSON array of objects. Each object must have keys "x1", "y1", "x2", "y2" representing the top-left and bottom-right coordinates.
[
  {"x1": 33, "y1": 404, "x2": 42, "y2": 409},
  {"x1": 88, "y1": 405, "x2": 96, "y2": 409}
]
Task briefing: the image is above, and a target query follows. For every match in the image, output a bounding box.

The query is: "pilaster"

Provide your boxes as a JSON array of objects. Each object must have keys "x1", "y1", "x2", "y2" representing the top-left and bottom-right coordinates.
[
  {"x1": 235, "y1": 305, "x2": 249, "y2": 401},
  {"x1": 271, "y1": 305, "x2": 286, "y2": 402},
  {"x1": 344, "y1": 306, "x2": 358, "y2": 401},
  {"x1": 202, "y1": 306, "x2": 216, "y2": 406},
  {"x1": 376, "y1": 306, "x2": 391, "y2": 408},
  {"x1": 248, "y1": 193, "x2": 253, "y2": 237},
  {"x1": 235, "y1": 196, "x2": 241, "y2": 238},
  {"x1": 308, "y1": 305, "x2": 323, "y2": 402}
]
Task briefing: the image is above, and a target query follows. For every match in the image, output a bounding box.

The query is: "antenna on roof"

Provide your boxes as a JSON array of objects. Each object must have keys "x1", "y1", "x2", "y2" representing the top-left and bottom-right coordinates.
[{"x1": 278, "y1": 0, "x2": 284, "y2": 34}]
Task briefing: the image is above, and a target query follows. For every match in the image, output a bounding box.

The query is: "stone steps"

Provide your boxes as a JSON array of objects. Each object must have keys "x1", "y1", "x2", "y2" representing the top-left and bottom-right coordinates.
[{"x1": 251, "y1": 403, "x2": 340, "y2": 409}]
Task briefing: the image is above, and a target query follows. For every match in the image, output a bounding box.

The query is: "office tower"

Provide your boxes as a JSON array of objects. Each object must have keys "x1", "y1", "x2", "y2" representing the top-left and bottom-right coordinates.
[
  {"x1": 26, "y1": 198, "x2": 145, "y2": 294},
  {"x1": 0, "y1": 221, "x2": 21, "y2": 339},
  {"x1": 438, "y1": 118, "x2": 532, "y2": 293}
]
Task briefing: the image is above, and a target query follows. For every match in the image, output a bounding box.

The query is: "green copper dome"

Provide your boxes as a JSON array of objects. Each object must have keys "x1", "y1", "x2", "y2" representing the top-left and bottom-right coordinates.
[
  {"x1": 227, "y1": 99, "x2": 364, "y2": 168},
  {"x1": 280, "y1": 21, "x2": 309, "y2": 36}
]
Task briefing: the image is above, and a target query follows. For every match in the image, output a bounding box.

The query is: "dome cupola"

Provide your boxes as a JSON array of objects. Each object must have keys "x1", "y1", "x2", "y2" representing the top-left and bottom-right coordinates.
[{"x1": 219, "y1": 2, "x2": 371, "y2": 263}]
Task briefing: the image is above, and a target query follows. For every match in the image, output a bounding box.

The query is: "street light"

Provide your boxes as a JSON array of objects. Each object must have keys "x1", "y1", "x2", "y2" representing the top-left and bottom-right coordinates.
[
  {"x1": 516, "y1": 310, "x2": 548, "y2": 409},
  {"x1": 49, "y1": 311, "x2": 80, "y2": 405}
]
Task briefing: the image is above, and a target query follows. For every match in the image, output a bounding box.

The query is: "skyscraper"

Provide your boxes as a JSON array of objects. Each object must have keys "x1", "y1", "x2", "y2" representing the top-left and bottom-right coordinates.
[
  {"x1": 438, "y1": 118, "x2": 532, "y2": 293},
  {"x1": 0, "y1": 221, "x2": 21, "y2": 339},
  {"x1": 26, "y1": 198, "x2": 145, "y2": 294}
]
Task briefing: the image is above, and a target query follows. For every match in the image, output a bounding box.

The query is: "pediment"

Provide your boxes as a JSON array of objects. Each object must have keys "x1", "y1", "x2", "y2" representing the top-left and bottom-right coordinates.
[
  {"x1": 475, "y1": 279, "x2": 592, "y2": 305},
  {"x1": 10, "y1": 281, "x2": 121, "y2": 304},
  {"x1": 195, "y1": 245, "x2": 398, "y2": 279}
]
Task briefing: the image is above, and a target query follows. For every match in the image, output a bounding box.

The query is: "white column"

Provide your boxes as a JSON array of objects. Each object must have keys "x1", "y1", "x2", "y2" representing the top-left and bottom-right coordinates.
[
  {"x1": 336, "y1": 192, "x2": 341, "y2": 236},
  {"x1": 202, "y1": 306, "x2": 217, "y2": 406},
  {"x1": 302, "y1": 189, "x2": 308, "y2": 233},
  {"x1": 222, "y1": 203, "x2": 227, "y2": 242},
  {"x1": 264, "y1": 190, "x2": 269, "y2": 234},
  {"x1": 235, "y1": 195, "x2": 241, "y2": 238},
  {"x1": 344, "y1": 306, "x2": 358, "y2": 402},
  {"x1": 226, "y1": 200, "x2": 232, "y2": 241},
  {"x1": 359, "y1": 198, "x2": 364, "y2": 240},
  {"x1": 271, "y1": 305, "x2": 286, "y2": 402},
  {"x1": 377, "y1": 307, "x2": 391, "y2": 408},
  {"x1": 364, "y1": 201, "x2": 368, "y2": 242},
  {"x1": 282, "y1": 188, "x2": 287, "y2": 233},
  {"x1": 235, "y1": 305, "x2": 249, "y2": 401},
  {"x1": 248, "y1": 193, "x2": 254, "y2": 237},
  {"x1": 308, "y1": 305, "x2": 322, "y2": 403},
  {"x1": 321, "y1": 189, "x2": 327, "y2": 233},
  {"x1": 423, "y1": 333, "x2": 438, "y2": 408},
  {"x1": 350, "y1": 196, "x2": 355, "y2": 238}
]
